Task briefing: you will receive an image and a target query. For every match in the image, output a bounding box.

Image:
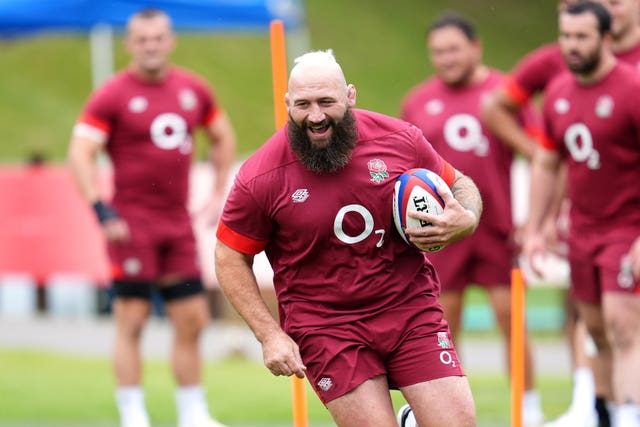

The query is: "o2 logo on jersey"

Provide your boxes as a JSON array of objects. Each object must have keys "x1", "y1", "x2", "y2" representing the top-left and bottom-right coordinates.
[
  {"x1": 443, "y1": 114, "x2": 489, "y2": 156},
  {"x1": 150, "y1": 113, "x2": 192, "y2": 153},
  {"x1": 334, "y1": 204, "x2": 385, "y2": 248},
  {"x1": 564, "y1": 123, "x2": 600, "y2": 170}
]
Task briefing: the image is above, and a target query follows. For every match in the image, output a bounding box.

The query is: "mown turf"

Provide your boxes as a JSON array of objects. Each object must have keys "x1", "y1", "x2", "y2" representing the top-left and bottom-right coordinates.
[{"x1": 0, "y1": 348, "x2": 572, "y2": 426}]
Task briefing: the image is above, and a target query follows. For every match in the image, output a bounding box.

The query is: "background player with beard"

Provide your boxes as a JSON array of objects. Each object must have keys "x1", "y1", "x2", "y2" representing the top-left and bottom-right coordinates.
[
  {"x1": 67, "y1": 8, "x2": 235, "y2": 427},
  {"x1": 523, "y1": 2, "x2": 640, "y2": 426},
  {"x1": 397, "y1": 13, "x2": 544, "y2": 427},
  {"x1": 215, "y1": 49, "x2": 483, "y2": 427},
  {"x1": 484, "y1": 1, "x2": 640, "y2": 425}
]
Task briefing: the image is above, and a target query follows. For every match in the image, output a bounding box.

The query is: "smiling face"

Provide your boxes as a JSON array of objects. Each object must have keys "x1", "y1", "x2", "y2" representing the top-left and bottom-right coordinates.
[
  {"x1": 428, "y1": 25, "x2": 481, "y2": 87},
  {"x1": 125, "y1": 12, "x2": 175, "y2": 79},
  {"x1": 285, "y1": 61, "x2": 358, "y2": 173},
  {"x1": 286, "y1": 63, "x2": 356, "y2": 148}
]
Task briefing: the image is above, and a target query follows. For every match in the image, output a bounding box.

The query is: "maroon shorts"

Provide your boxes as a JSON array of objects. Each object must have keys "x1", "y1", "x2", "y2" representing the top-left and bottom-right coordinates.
[
  {"x1": 108, "y1": 210, "x2": 200, "y2": 281},
  {"x1": 568, "y1": 227, "x2": 640, "y2": 304},
  {"x1": 428, "y1": 228, "x2": 513, "y2": 292},
  {"x1": 292, "y1": 296, "x2": 465, "y2": 404}
]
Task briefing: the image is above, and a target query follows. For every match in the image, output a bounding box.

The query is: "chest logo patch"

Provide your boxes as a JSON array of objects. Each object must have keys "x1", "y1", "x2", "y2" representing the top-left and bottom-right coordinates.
[
  {"x1": 554, "y1": 98, "x2": 570, "y2": 115},
  {"x1": 595, "y1": 95, "x2": 614, "y2": 118},
  {"x1": 179, "y1": 89, "x2": 197, "y2": 111},
  {"x1": 424, "y1": 99, "x2": 444, "y2": 116},
  {"x1": 129, "y1": 96, "x2": 148, "y2": 113},
  {"x1": 291, "y1": 189, "x2": 309, "y2": 203},
  {"x1": 368, "y1": 159, "x2": 389, "y2": 183}
]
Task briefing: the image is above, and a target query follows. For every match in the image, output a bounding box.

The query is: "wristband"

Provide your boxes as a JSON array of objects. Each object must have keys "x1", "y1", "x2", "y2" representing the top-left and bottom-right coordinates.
[{"x1": 92, "y1": 201, "x2": 119, "y2": 224}]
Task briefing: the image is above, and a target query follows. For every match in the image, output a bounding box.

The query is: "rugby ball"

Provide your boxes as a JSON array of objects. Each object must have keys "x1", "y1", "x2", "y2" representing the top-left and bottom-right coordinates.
[{"x1": 392, "y1": 168, "x2": 450, "y2": 251}]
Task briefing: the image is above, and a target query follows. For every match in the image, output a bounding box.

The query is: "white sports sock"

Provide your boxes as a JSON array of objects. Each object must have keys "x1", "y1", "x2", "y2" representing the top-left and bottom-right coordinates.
[
  {"x1": 614, "y1": 403, "x2": 640, "y2": 427},
  {"x1": 523, "y1": 389, "x2": 541, "y2": 409},
  {"x1": 523, "y1": 389, "x2": 544, "y2": 424},
  {"x1": 571, "y1": 367, "x2": 595, "y2": 412},
  {"x1": 115, "y1": 386, "x2": 150, "y2": 427},
  {"x1": 176, "y1": 385, "x2": 211, "y2": 427}
]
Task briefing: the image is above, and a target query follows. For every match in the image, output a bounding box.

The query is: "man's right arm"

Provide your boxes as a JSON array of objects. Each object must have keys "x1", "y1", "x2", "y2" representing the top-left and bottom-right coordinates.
[
  {"x1": 482, "y1": 88, "x2": 538, "y2": 160},
  {"x1": 67, "y1": 135, "x2": 102, "y2": 204},
  {"x1": 214, "y1": 240, "x2": 306, "y2": 378},
  {"x1": 67, "y1": 135, "x2": 128, "y2": 241},
  {"x1": 522, "y1": 146, "x2": 563, "y2": 274}
]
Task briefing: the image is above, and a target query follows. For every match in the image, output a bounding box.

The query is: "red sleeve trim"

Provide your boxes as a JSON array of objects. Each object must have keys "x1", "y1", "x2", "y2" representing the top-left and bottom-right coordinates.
[
  {"x1": 216, "y1": 220, "x2": 267, "y2": 255},
  {"x1": 524, "y1": 123, "x2": 557, "y2": 150},
  {"x1": 524, "y1": 125, "x2": 545, "y2": 144},
  {"x1": 537, "y1": 132, "x2": 558, "y2": 151},
  {"x1": 504, "y1": 76, "x2": 531, "y2": 106},
  {"x1": 78, "y1": 113, "x2": 110, "y2": 133},
  {"x1": 203, "y1": 107, "x2": 220, "y2": 126},
  {"x1": 440, "y1": 160, "x2": 456, "y2": 187}
]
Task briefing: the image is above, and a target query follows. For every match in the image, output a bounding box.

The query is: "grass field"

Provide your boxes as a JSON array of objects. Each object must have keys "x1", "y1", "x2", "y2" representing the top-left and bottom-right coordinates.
[
  {"x1": 0, "y1": 0, "x2": 558, "y2": 162},
  {"x1": 0, "y1": 347, "x2": 573, "y2": 427}
]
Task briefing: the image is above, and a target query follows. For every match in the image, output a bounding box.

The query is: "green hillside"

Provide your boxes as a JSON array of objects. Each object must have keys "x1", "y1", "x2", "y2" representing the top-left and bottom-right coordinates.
[{"x1": 0, "y1": 0, "x2": 558, "y2": 162}]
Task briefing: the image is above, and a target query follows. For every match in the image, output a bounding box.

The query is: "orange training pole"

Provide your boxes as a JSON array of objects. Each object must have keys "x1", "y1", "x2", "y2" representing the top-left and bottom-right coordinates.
[
  {"x1": 510, "y1": 267, "x2": 526, "y2": 427},
  {"x1": 270, "y1": 20, "x2": 289, "y2": 129},
  {"x1": 269, "y1": 20, "x2": 308, "y2": 427}
]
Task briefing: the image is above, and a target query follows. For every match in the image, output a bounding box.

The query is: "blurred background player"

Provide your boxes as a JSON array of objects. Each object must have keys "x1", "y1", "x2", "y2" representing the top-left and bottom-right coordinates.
[
  {"x1": 523, "y1": 2, "x2": 640, "y2": 427},
  {"x1": 484, "y1": 1, "x2": 640, "y2": 425},
  {"x1": 67, "y1": 8, "x2": 235, "y2": 427},
  {"x1": 216, "y1": 49, "x2": 482, "y2": 427},
  {"x1": 397, "y1": 13, "x2": 544, "y2": 427}
]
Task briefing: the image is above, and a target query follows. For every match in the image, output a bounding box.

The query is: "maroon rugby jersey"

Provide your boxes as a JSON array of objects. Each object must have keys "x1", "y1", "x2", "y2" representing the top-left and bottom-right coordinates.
[
  {"x1": 74, "y1": 67, "x2": 219, "y2": 214},
  {"x1": 401, "y1": 69, "x2": 537, "y2": 236},
  {"x1": 541, "y1": 63, "x2": 640, "y2": 231},
  {"x1": 217, "y1": 109, "x2": 456, "y2": 333}
]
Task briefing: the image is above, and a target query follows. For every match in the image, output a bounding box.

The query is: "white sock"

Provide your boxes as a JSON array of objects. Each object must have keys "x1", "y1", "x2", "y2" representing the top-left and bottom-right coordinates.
[
  {"x1": 115, "y1": 386, "x2": 150, "y2": 426},
  {"x1": 614, "y1": 403, "x2": 640, "y2": 427},
  {"x1": 523, "y1": 390, "x2": 544, "y2": 423},
  {"x1": 176, "y1": 385, "x2": 211, "y2": 427},
  {"x1": 571, "y1": 367, "x2": 595, "y2": 412}
]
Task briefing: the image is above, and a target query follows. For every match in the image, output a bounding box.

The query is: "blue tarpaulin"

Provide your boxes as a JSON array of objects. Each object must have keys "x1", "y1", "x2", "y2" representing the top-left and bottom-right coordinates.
[{"x1": 0, "y1": 0, "x2": 306, "y2": 38}]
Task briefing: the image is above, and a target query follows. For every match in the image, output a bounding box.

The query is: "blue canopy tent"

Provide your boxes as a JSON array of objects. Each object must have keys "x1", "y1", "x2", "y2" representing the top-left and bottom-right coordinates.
[
  {"x1": 0, "y1": 0, "x2": 306, "y2": 36},
  {"x1": 0, "y1": 0, "x2": 309, "y2": 86}
]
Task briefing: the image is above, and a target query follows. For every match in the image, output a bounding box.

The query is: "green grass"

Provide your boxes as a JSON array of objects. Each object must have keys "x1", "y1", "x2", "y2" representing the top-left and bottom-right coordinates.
[
  {"x1": 0, "y1": 0, "x2": 559, "y2": 163},
  {"x1": 0, "y1": 348, "x2": 572, "y2": 427}
]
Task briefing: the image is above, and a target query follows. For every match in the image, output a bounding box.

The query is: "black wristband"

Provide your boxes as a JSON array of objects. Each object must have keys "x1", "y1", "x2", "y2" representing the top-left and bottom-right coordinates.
[{"x1": 92, "y1": 201, "x2": 119, "y2": 224}]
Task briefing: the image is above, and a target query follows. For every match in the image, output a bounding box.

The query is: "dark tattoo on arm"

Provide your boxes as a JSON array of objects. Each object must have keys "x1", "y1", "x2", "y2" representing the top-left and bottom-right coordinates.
[{"x1": 451, "y1": 173, "x2": 483, "y2": 223}]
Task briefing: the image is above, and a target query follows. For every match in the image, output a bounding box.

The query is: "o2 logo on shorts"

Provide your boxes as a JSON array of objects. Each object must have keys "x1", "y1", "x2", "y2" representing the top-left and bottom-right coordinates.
[
  {"x1": 150, "y1": 113, "x2": 192, "y2": 153},
  {"x1": 439, "y1": 351, "x2": 457, "y2": 368}
]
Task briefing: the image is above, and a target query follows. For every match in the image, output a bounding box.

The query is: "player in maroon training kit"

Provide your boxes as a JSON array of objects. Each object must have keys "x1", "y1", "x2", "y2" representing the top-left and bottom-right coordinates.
[
  {"x1": 215, "y1": 50, "x2": 483, "y2": 427},
  {"x1": 523, "y1": 3, "x2": 640, "y2": 427},
  {"x1": 68, "y1": 9, "x2": 235, "y2": 427},
  {"x1": 399, "y1": 13, "x2": 544, "y2": 427},
  {"x1": 484, "y1": 1, "x2": 640, "y2": 425}
]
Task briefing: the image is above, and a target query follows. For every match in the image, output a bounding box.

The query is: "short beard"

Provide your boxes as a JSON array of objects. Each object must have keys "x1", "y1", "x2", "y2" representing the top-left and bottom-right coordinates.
[
  {"x1": 288, "y1": 108, "x2": 358, "y2": 174},
  {"x1": 565, "y1": 45, "x2": 601, "y2": 76}
]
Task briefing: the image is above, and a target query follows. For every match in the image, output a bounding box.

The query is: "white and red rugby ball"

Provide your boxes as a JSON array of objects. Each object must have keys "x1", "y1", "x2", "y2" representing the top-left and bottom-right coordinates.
[{"x1": 392, "y1": 168, "x2": 451, "y2": 250}]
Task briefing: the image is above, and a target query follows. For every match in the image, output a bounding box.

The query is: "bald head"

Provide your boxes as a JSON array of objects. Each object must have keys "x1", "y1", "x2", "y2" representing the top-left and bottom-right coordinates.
[{"x1": 288, "y1": 50, "x2": 348, "y2": 94}]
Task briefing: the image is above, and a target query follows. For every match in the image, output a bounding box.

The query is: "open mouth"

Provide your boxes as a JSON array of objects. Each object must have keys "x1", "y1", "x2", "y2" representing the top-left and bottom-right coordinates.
[{"x1": 307, "y1": 122, "x2": 331, "y2": 136}]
